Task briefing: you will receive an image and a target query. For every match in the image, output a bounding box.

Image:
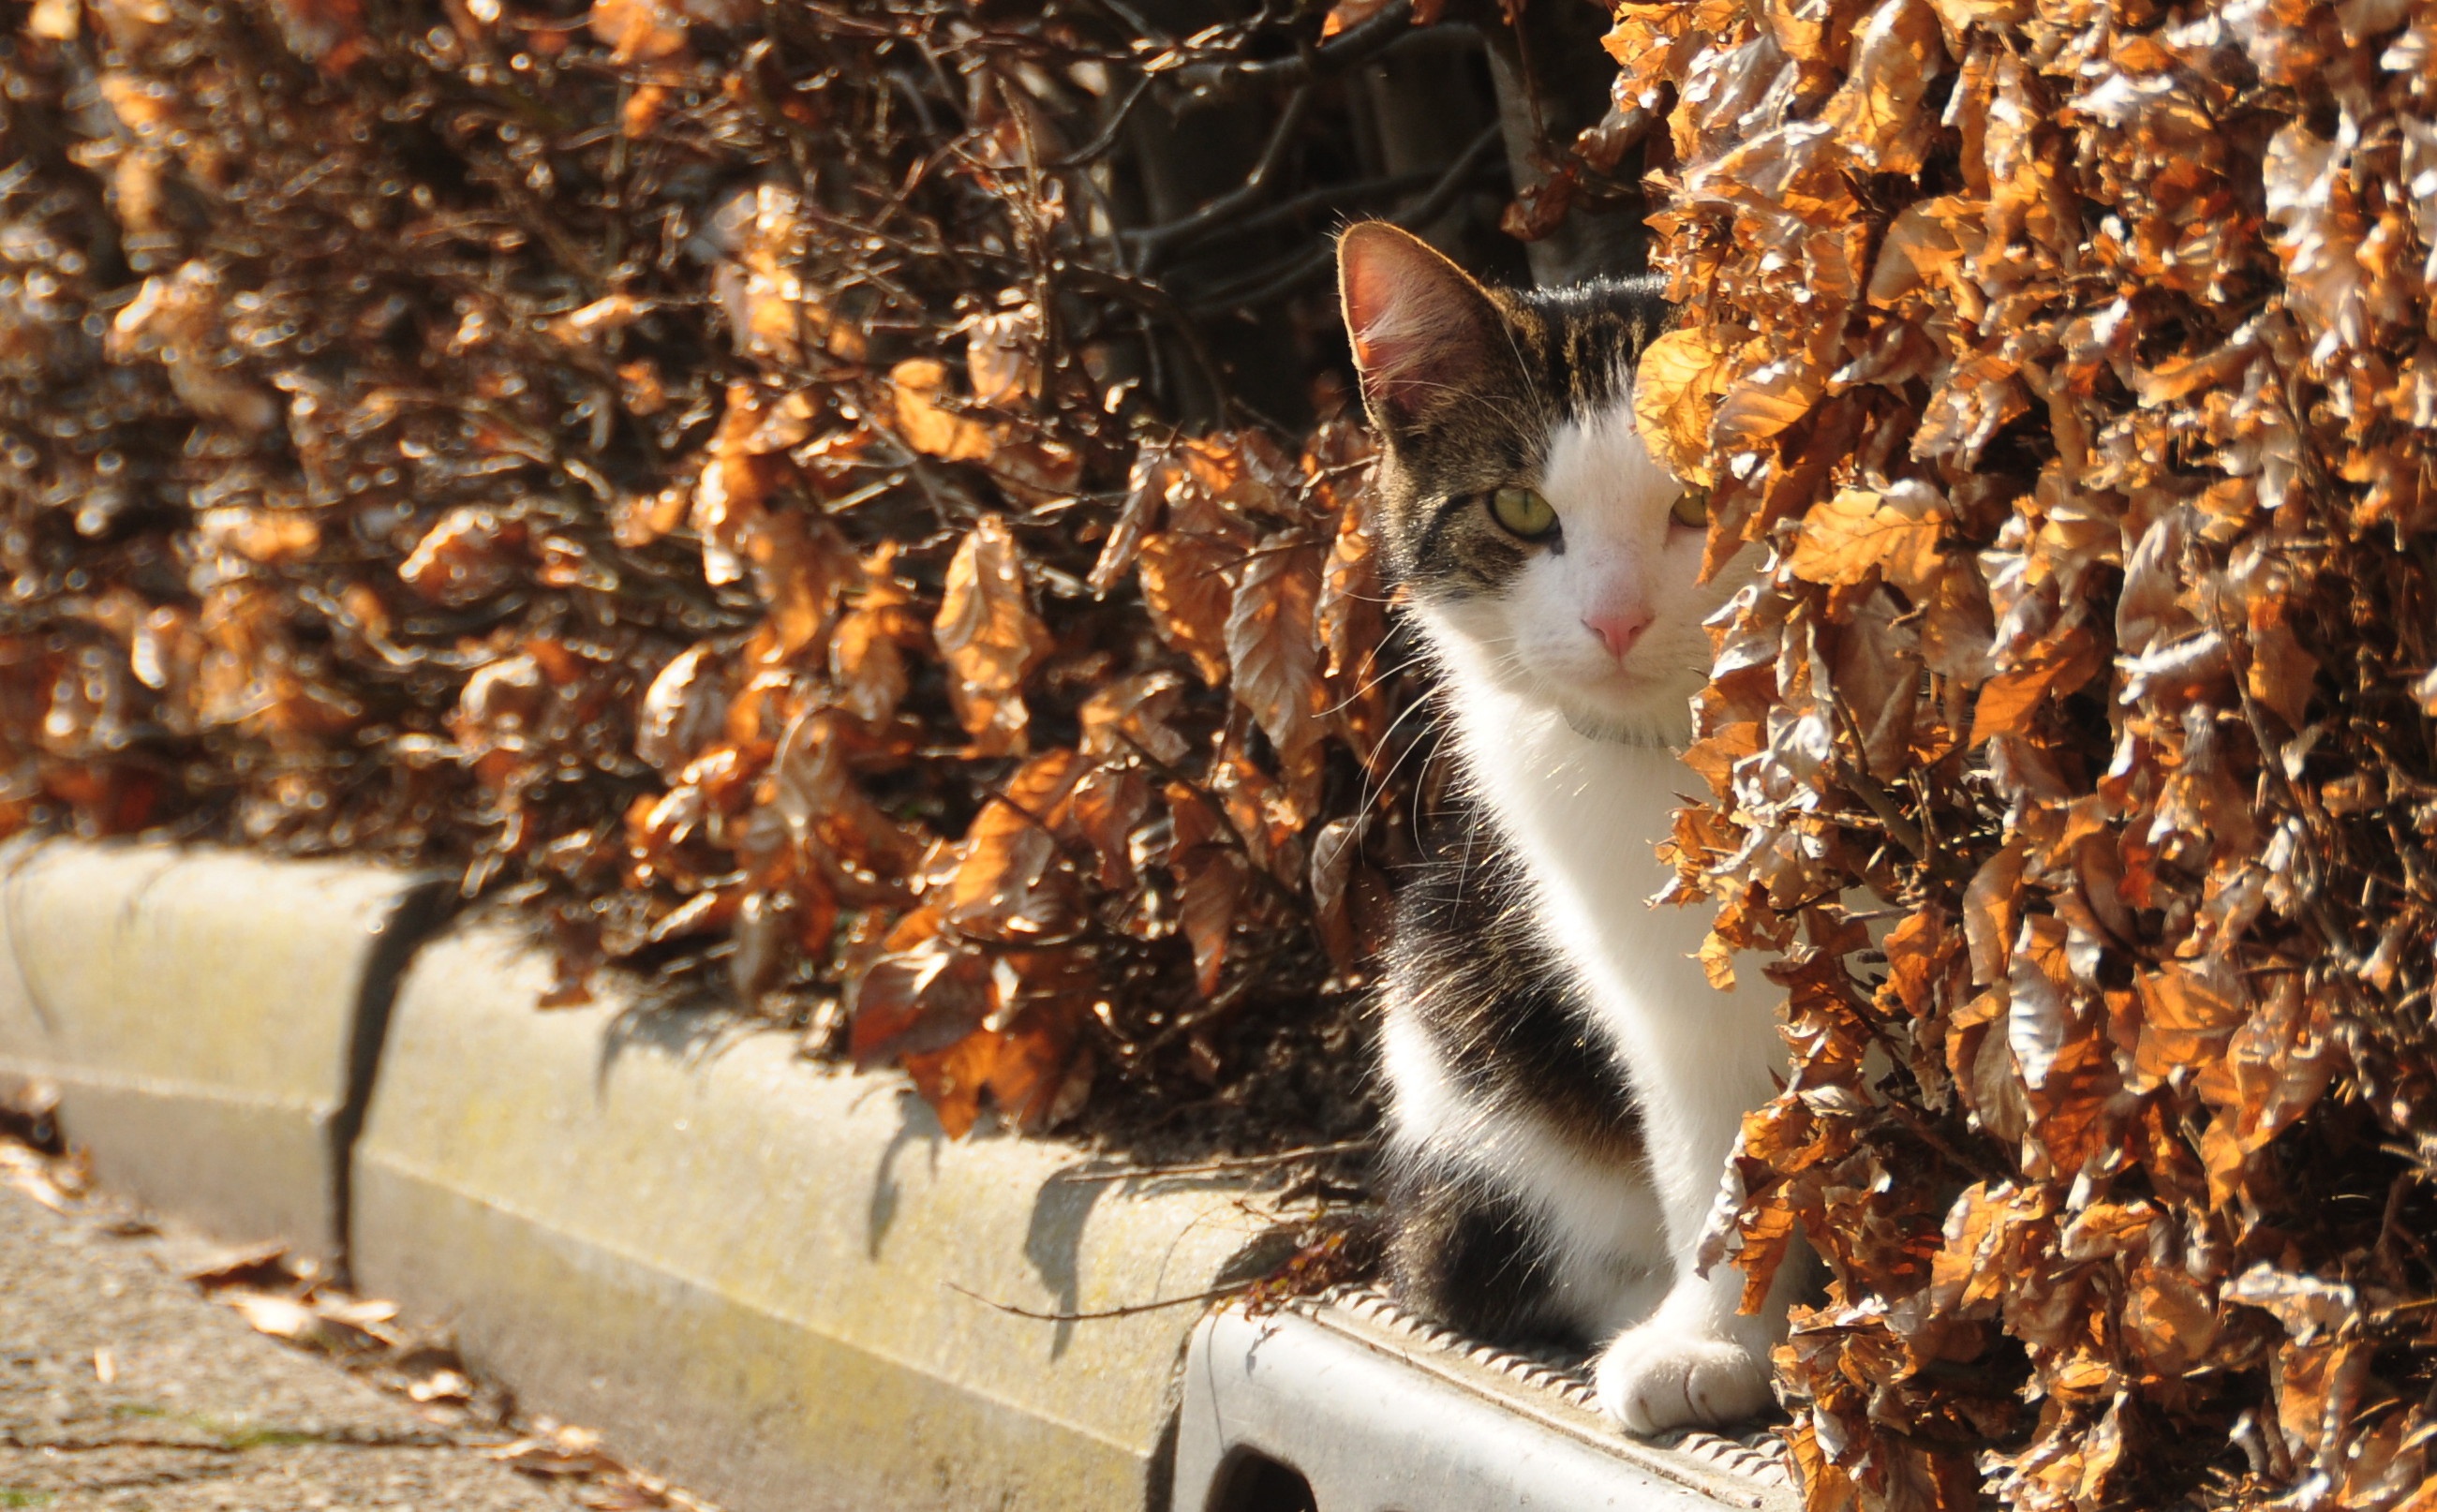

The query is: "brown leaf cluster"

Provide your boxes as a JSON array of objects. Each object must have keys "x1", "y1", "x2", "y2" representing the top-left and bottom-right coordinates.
[
  {"x1": 0, "y1": 0, "x2": 1532, "y2": 1141},
  {"x1": 1635, "y1": 0, "x2": 2437, "y2": 1507}
]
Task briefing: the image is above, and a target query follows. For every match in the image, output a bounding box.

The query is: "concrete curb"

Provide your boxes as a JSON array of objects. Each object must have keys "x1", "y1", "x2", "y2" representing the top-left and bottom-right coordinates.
[
  {"x1": 0, "y1": 838, "x2": 447, "y2": 1262},
  {"x1": 352, "y1": 924, "x2": 1284, "y2": 1512}
]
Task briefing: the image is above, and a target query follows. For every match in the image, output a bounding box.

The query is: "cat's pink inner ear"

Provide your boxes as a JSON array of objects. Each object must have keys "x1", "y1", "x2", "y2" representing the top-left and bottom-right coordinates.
[{"x1": 1339, "y1": 224, "x2": 1499, "y2": 425}]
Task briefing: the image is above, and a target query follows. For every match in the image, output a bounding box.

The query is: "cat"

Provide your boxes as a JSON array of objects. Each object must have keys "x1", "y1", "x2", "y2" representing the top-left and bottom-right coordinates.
[{"x1": 1336, "y1": 221, "x2": 1803, "y2": 1435}]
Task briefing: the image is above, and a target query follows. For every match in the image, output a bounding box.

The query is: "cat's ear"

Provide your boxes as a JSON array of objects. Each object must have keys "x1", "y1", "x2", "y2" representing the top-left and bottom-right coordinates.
[{"x1": 1338, "y1": 223, "x2": 1508, "y2": 433}]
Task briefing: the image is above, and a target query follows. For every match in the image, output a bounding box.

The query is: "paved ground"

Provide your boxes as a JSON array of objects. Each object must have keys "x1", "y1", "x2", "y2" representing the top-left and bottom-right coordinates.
[{"x1": 0, "y1": 1180, "x2": 593, "y2": 1512}]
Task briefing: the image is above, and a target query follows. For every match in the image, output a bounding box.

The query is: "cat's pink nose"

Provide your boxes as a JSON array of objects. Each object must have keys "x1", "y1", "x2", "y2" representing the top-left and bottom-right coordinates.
[{"x1": 1583, "y1": 611, "x2": 1652, "y2": 661}]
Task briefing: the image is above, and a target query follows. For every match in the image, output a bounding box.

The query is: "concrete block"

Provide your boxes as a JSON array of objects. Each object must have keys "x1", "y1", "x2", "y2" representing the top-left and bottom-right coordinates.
[
  {"x1": 0, "y1": 838, "x2": 48, "y2": 1106},
  {"x1": 1173, "y1": 1291, "x2": 1797, "y2": 1512},
  {"x1": 0, "y1": 839, "x2": 447, "y2": 1261},
  {"x1": 353, "y1": 925, "x2": 1285, "y2": 1512}
]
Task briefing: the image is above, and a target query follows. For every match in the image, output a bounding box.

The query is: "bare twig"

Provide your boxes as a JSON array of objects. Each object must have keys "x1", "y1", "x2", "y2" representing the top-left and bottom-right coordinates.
[
  {"x1": 1049, "y1": 1138, "x2": 1377, "y2": 1183},
  {"x1": 944, "y1": 1279, "x2": 1254, "y2": 1322},
  {"x1": 1128, "y1": 86, "x2": 1316, "y2": 274}
]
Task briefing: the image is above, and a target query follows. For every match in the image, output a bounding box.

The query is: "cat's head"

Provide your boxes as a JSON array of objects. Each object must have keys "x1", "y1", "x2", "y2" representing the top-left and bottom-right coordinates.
[{"x1": 1338, "y1": 222, "x2": 1738, "y2": 746}]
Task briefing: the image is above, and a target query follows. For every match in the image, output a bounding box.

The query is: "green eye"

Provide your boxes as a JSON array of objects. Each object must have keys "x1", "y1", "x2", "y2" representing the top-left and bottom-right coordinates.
[
  {"x1": 1671, "y1": 488, "x2": 1711, "y2": 529},
  {"x1": 1489, "y1": 486, "x2": 1558, "y2": 540}
]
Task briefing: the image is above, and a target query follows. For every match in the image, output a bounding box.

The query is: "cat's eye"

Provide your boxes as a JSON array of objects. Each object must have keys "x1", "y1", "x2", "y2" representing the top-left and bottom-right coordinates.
[
  {"x1": 1670, "y1": 488, "x2": 1711, "y2": 529},
  {"x1": 1489, "y1": 486, "x2": 1559, "y2": 540}
]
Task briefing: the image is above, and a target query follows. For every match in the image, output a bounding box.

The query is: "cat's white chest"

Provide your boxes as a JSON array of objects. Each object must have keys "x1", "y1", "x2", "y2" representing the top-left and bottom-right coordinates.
[{"x1": 1442, "y1": 674, "x2": 1785, "y2": 1114}]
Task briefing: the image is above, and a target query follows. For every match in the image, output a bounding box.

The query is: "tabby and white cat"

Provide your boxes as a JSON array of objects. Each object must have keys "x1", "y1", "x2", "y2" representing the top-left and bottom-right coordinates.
[{"x1": 1338, "y1": 222, "x2": 1801, "y2": 1434}]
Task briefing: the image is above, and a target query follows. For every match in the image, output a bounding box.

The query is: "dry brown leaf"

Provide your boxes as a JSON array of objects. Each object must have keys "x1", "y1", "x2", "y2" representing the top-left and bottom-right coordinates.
[
  {"x1": 1319, "y1": 0, "x2": 1394, "y2": 36},
  {"x1": 636, "y1": 645, "x2": 730, "y2": 778},
  {"x1": 1078, "y1": 670, "x2": 1190, "y2": 764},
  {"x1": 889, "y1": 358, "x2": 996, "y2": 465},
  {"x1": 588, "y1": 0, "x2": 688, "y2": 64},
  {"x1": 547, "y1": 293, "x2": 647, "y2": 348},
  {"x1": 2245, "y1": 597, "x2": 2320, "y2": 728},
  {"x1": 1968, "y1": 628, "x2": 2102, "y2": 744},
  {"x1": 1710, "y1": 356, "x2": 1825, "y2": 456},
  {"x1": 1632, "y1": 326, "x2": 1734, "y2": 485},
  {"x1": 1820, "y1": 0, "x2": 1947, "y2": 175},
  {"x1": 1315, "y1": 483, "x2": 1384, "y2": 683},
  {"x1": 848, "y1": 913, "x2": 992, "y2": 1071},
  {"x1": 1089, "y1": 452, "x2": 1170, "y2": 597},
  {"x1": 492, "y1": 1432, "x2": 621, "y2": 1480},
  {"x1": 933, "y1": 515, "x2": 1052, "y2": 755},
  {"x1": 1500, "y1": 167, "x2": 1580, "y2": 244},
  {"x1": 1226, "y1": 531, "x2": 1329, "y2": 771},
  {"x1": 197, "y1": 508, "x2": 319, "y2": 566},
  {"x1": 1961, "y1": 842, "x2": 2024, "y2": 986},
  {"x1": 1788, "y1": 485, "x2": 1946, "y2": 593},
  {"x1": 942, "y1": 747, "x2": 1087, "y2": 940},
  {"x1": 1306, "y1": 814, "x2": 1364, "y2": 977},
  {"x1": 400, "y1": 508, "x2": 524, "y2": 606},
  {"x1": 1175, "y1": 842, "x2": 1250, "y2": 1001},
  {"x1": 965, "y1": 302, "x2": 1039, "y2": 408},
  {"x1": 1137, "y1": 521, "x2": 1236, "y2": 686},
  {"x1": 1064, "y1": 763, "x2": 1150, "y2": 891}
]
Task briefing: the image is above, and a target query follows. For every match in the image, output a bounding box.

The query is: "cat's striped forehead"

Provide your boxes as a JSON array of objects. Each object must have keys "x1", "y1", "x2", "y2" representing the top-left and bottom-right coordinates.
[
  {"x1": 1368, "y1": 275, "x2": 1673, "y2": 598},
  {"x1": 1501, "y1": 277, "x2": 1672, "y2": 422}
]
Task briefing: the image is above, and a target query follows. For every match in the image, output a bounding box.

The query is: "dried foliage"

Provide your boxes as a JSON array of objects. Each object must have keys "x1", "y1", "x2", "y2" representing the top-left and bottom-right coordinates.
[
  {"x1": 0, "y1": 0, "x2": 1658, "y2": 1142},
  {"x1": 1631, "y1": 0, "x2": 2437, "y2": 1507}
]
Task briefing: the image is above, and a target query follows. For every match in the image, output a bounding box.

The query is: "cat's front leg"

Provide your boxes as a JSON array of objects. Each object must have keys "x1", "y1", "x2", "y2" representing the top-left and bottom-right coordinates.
[{"x1": 1588, "y1": 1039, "x2": 1802, "y2": 1434}]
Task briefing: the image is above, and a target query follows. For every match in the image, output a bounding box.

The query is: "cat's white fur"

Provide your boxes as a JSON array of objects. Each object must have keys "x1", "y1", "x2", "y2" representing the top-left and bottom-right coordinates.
[{"x1": 1392, "y1": 396, "x2": 1802, "y2": 1434}]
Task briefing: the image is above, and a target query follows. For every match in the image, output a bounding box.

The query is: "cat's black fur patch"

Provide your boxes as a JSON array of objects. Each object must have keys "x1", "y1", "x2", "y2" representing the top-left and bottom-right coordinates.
[
  {"x1": 1378, "y1": 797, "x2": 1644, "y2": 1341},
  {"x1": 1383, "y1": 1153, "x2": 1579, "y2": 1346},
  {"x1": 1389, "y1": 807, "x2": 1642, "y2": 1162}
]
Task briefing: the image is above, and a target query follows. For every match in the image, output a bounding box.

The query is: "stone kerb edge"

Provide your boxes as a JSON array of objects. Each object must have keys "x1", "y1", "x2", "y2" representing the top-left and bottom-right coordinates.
[
  {"x1": 0, "y1": 838, "x2": 452, "y2": 1261},
  {"x1": 352, "y1": 923, "x2": 1285, "y2": 1512},
  {"x1": 0, "y1": 836, "x2": 49, "y2": 1104}
]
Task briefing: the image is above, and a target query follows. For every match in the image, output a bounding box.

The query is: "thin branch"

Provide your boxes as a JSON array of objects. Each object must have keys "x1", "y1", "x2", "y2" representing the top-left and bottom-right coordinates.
[
  {"x1": 1052, "y1": 74, "x2": 1155, "y2": 170},
  {"x1": 1049, "y1": 1138, "x2": 1377, "y2": 1183},
  {"x1": 944, "y1": 1279, "x2": 1252, "y2": 1322},
  {"x1": 1081, "y1": 0, "x2": 1171, "y2": 47},
  {"x1": 1162, "y1": 163, "x2": 1446, "y2": 260},
  {"x1": 1184, "y1": 122, "x2": 1502, "y2": 313},
  {"x1": 1827, "y1": 695, "x2": 1931, "y2": 863},
  {"x1": 1056, "y1": 263, "x2": 1234, "y2": 414},
  {"x1": 1127, "y1": 86, "x2": 1316, "y2": 274},
  {"x1": 1171, "y1": 0, "x2": 1419, "y2": 92}
]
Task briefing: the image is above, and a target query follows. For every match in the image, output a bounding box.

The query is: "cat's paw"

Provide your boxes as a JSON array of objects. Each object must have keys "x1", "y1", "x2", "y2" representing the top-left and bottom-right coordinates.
[{"x1": 1592, "y1": 1321, "x2": 1772, "y2": 1435}]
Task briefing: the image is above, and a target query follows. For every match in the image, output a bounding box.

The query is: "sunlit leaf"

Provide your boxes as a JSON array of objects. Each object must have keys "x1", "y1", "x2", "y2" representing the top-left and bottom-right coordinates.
[
  {"x1": 889, "y1": 358, "x2": 997, "y2": 465},
  {"x1": 933, "y1": 514, "x2": 1053, "y2": 755},
  {"x1": 1226, "y1": 530, "x2": 1328, "y2": 772},
  {"x1": 1632, "y1": 326, "x2": 1733, "y2": 486},
  {"x1": 942, "y1": 747, "x2": 1087, "y2": 940},
  {"x1": 1788, "y1": 484, "x2": 1946, "y2": 593},
  {"x1": 1137, "y1": 519, "x2": 1236, "y2": 686}
]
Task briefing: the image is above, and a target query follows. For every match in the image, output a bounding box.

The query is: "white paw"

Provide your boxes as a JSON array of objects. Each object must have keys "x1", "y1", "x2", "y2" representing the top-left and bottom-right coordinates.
[{"x1": 1593, "y1": 1320, "x2": 1773, "y2": 1435}]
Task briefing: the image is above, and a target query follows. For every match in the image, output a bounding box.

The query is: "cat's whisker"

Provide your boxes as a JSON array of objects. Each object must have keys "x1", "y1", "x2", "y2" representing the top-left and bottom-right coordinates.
[
  {"x1": 1350, "y1": 691, "x2": 1451, "y2": 833},
  {"x1": 1324, "y1": 647, "x2": 1434, "y2": 717}
]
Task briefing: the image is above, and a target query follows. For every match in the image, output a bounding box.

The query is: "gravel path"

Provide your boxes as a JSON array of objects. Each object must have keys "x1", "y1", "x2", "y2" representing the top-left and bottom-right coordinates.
[{"x1": 0, "y1": 1180, "x2": 590, "y2": 1512}]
